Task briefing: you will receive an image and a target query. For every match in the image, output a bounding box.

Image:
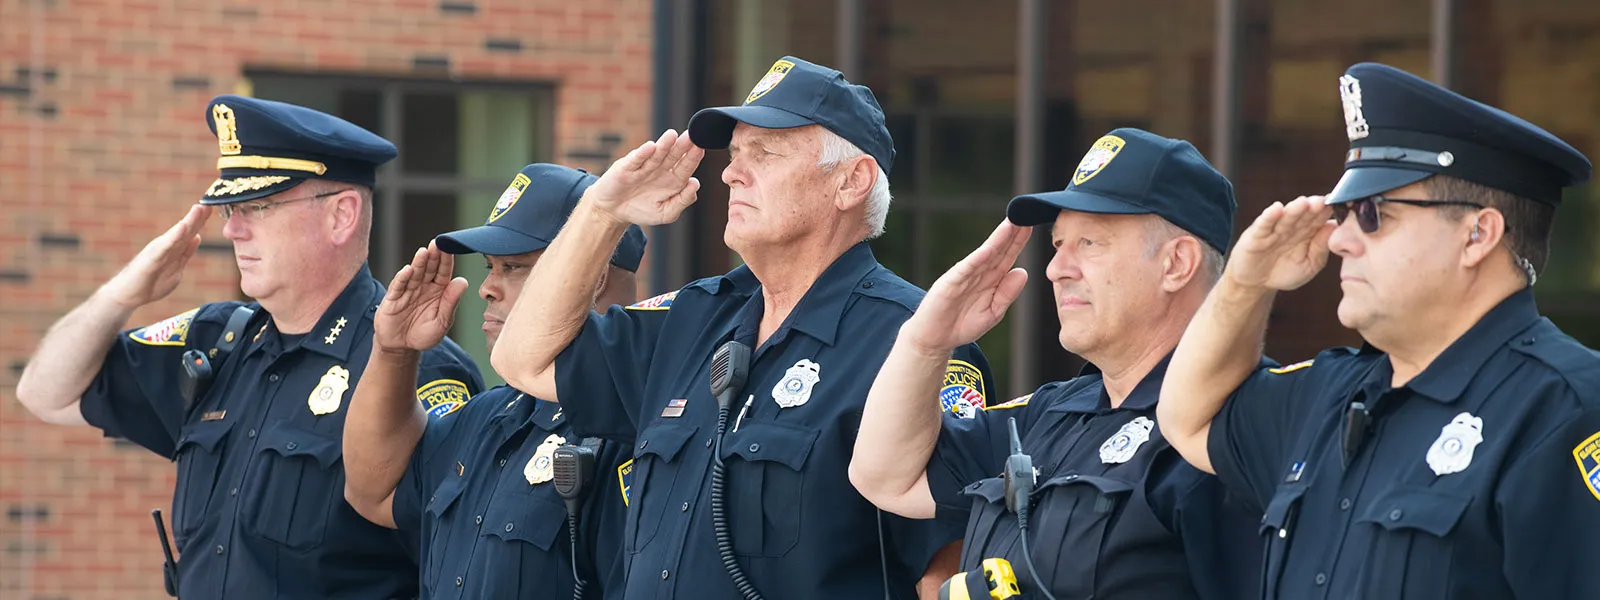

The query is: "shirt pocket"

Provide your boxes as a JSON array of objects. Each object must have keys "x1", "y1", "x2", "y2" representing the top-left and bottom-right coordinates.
[
  {"x1": 1352, "y1": 485, "x2": 1471, "y2": 600},
  {"x1": 718, "y1": 421, "x2": 820, "y2": 558},
  {"x1": 1259, "y1": 483, "x2": 1308, "y2": 599},
  {"x1": 474, "y1": 491, "x2": 573, "y2": 594},
  {"x1": 172, "y1": 419, "x2": 234, "y2": 547},
  {"x1": 1029, "y1": 473, "x2": 1135, "y2": 598},
  {"x1": 239, "y1": 421, "x2": 343, "y2": 551},
  {"x1": 626, "y1": 422, "x2": 699, "y2": 554},
  {"x1": 421, "y1": 475, "x2": 467, "y2": 592}
]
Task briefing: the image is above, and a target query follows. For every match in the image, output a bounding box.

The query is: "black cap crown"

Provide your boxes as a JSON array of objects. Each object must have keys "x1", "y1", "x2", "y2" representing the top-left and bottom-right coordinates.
[
  {"x1": 1327, "y1": 62, "x2": 1592, "y2": 205},
  {"x1": 434, "y1": 164, "x2": 647, "y2": 272},
  {"x1": 1007, "y1": 128, "x2": 1237, "y2": 253},
  {"x1": 687, "y1": 56, "x2": 896, "y2": 174},
  {"x1": 200, "y1": 95, "x2": 397, "y2": 205}
]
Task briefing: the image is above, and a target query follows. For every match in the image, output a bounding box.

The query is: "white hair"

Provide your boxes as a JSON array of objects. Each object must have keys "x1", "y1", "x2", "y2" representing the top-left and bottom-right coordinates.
[
  {"x1": 816, "y1": 128, "x2": 892, "y2": 240},
  {"x1": 1144, "y1": 216, "x2": 1225, "y2": 286}
]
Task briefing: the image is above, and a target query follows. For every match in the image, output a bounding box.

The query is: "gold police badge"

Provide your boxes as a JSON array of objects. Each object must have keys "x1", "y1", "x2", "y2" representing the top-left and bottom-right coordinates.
[
  {"x1": 525, "y1": 433, "x2": 567, "y2": 485},
  {"x1": 309, "y1": 365, "x2": 351, "y2": 416}
]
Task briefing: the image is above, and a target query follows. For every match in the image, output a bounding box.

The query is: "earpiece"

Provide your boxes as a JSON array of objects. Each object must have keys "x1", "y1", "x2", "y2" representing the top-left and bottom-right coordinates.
[{"x1": 1471, "y1": 223, "x2": 1481, "y2": 242}]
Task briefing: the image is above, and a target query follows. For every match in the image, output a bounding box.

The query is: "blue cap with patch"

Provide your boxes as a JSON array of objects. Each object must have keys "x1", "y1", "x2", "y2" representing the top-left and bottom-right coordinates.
[
  {"x1": 433, "y1": 163, "x2": 648, "y2": 272},
  {"x1": 686, "y1": 56, "x2": 896, "y2": 174},
  {"x1": 1326, "y1": 62, "x2": 1592, "y2": 205},
  {"x1": 1007, "y1": 128, "x2": 1236, "y2": 253},
  {"x1": 200, "y1": 95, "x2": 397, "y2": 205}
]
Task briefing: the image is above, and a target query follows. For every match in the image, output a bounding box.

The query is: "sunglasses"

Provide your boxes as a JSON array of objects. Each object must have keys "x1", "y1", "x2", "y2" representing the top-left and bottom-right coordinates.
[{"x1": 1330, "y1": 196, "x2": 1485, "y2": 234}]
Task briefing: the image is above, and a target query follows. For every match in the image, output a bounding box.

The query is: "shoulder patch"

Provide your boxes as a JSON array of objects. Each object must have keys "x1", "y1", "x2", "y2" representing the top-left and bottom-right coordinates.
[
  {"x1": 128, "y1": 308, "x2": 199, "y2": 346},
  {"x1": 1269, "y1": 359, "x2": 1315, "y2": 375},
  {"x1": 986, "y1": 393, "x2": 1031, "y2": 412},
  {"x1": 626, "y1": 291, "x2": 677, "y2": 311},
  {"x1": 418, "y1": 379, "x2": 471, "y2": 417},
  {"x1": 617, "y1": 459, "x2": 634, "y2": 506},
  {"x1": 1573, "y1": 430, "x2": 1600, "y2": 502},
  {"x1": 940, "y1": 359, "x2": 987, "y2": 418}
]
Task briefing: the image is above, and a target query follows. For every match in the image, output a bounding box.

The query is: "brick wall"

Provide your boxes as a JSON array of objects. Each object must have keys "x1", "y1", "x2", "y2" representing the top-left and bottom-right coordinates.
[{"x1": 0, "y1": 1, "x2": 650, "y2": 597}]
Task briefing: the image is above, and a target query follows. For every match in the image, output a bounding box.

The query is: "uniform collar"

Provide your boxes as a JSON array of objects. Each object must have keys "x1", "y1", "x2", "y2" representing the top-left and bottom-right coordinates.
[
  {"x1": 252, "y1": 264, "x2": 380, "y2": 360},
  {"x1": 1371, "y1": 289, "x2": 1541, "y2": 403},
  {"x1": 1051, "y1": 353, "x2": 1174, "y2": 414},
  {"x1": 768, "y1": 242, "x2": 881, "y2": 347}
]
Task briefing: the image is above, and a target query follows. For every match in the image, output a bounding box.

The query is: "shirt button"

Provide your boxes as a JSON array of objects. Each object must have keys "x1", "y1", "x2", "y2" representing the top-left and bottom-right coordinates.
[
  {"x1": 285, "y1": 442, "x2": 297, "y2": 451},
  {"x1": 1389, "y1": 509, "x2": 1403, "y2": 521},
  {"x1": 456, "y1": 576, "x2": 463, "y2": 587},
  {"x1": 681, "y1": 502, "x2": 689, "y2": 512},
  {"x1": 1339, "y1": 498, "x2": 1352, "y2": 511},
  {"x1": 215, "y1": 545, "x2": 224, "y2": 555},
  {"x1": 862, "y1": 281, "x2": 875, "y2": 289},
  {"x1": 247, "y1": 429, "x2": 257, "y2": 439},
  {"x1": 475, "y1": 515, "x2": 483, "y2": 525},
  {"x1": 640, "y1": 440, "x2": 649, "y2": 450},
  {"x1": 230, "y1": 487, "x2": 238, "y2": 496},
  {"x1": 661, "y1": 570, "x2": 670, "y2": 580},
  {"x1": 748, "y1": 443, "x2": 760, "y2": 453},
  {"x1": 706, "y1": 438, "x2": 713, "y2": 448},
  {"x1": 269, "y1": 373, "x2": 280, "y2": 382},
  {"x1": 1315, "y1": 573, "x2": 1327, "y2": 586},
  {"x1": 498, "y1": 459, "x2": 507, "y2": 468},
  {"x1": 505, "y1": 522, "x2": 514, "y2": 532}
]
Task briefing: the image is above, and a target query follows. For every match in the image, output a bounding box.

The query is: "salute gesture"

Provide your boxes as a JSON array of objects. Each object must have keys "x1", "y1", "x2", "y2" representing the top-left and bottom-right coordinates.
[
  {"x1": 375, "y1": 241, "x2": 468, "y2": 353},
  {"x1": 1224, "y1": 195, "x2": 1336, "y2": 291},
  {"x1": 583, "y1": 129, "x2": 706, "y2": 226}
]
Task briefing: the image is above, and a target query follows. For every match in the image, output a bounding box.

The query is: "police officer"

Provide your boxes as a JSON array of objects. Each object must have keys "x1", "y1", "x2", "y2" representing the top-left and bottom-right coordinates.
[
  {"x1": 343, "y1": 163, "x2": 646, "y2": 599},
  {"x1": 490, "y1": 56, "x2": 996, "y2": 598},
  {"x1": 1157, "y1": 62, "x2": 1600, "y2": 599},
  {"x1": 14, "y1": 95, "x2": 485, "y2": 599},
  {"x1": 852, "y1": 128, "x2": 1262, "y2": 599}
]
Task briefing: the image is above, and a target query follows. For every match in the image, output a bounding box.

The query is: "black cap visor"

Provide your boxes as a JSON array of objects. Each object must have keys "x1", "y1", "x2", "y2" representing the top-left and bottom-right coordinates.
[
  {"x1": 1326, "y1": 166, "x2": 1434, "y2": 204},
  {"x1": 434, "y1": 225, "x2": 552, "y2": 257},
  {"x1": 1006, "y1": 188, "x2": 1154, "y2": 227},
  {"x1": 687, "y1": 106, "x2": 819, "y2": 150}
]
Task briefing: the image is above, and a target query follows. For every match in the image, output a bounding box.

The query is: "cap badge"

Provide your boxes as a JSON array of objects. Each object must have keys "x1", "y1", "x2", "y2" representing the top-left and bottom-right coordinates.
[
  {"x1": 1072, "y1": 135, "x2": 1126, "y2": 186},
  {"x1": 213, "y1": 104, "x2": 242, "y2": 156},
  {"x1": 745, "y1": 59, "x2": 795, "y2": 105},
  {"x1": 489, "y1": 172, "x2": 531, "y2": 223},
  {"x1": 1339, "y1": 75, "x2": 1370, "y2": 141}
]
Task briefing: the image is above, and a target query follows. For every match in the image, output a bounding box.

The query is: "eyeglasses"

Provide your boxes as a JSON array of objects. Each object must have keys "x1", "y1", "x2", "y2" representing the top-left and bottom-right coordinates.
[
  {"x1": 219, "y1": 189, "x2": 351, "y2": 221},
  {"x1": 1330, "y1": 195, "x2": 1485, "y2": 234}
]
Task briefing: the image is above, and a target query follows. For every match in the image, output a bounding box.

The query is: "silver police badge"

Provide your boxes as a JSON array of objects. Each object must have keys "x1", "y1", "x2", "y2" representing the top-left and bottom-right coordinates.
[
  {"x1": 1100, "y1": 416, "x2": 1154, "y2": 464},
  {"x1": 1426, "y1": 412, "x2": 1483, "y2": 476},
  {"x1": 772, "y1": 359, "x2": 821, "y2": 409},
  {"x1": 525, "y1": 433, "x2": 567, "y2": 485}
]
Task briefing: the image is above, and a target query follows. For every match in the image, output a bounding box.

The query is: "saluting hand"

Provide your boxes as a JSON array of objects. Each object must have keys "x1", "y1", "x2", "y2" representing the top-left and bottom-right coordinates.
[
  {"x1": 375, "y1": 241, "x2": 468, "y2": 353},
  {"x1": 101, "y1": 204, "x2": 213, "y2": 309},
  {"x1": 1225, "y1": 195, "x2": 1336, "y2": 292},
  {"x1": 583, "y1": 129, "x2": 705, "y2": 226},
  {"x1": 899, "y1": 220, "x2": 1032, "y2": 354}
]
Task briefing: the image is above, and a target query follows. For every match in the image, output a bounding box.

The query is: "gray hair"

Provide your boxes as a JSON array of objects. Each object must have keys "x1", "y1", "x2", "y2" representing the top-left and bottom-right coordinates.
[
  {"x1": 816, "y1": 128, "x2": 892, "y2": 239},
  {"x1": 1144, "y1": 217, "x2": 1224, "y2": 286}
]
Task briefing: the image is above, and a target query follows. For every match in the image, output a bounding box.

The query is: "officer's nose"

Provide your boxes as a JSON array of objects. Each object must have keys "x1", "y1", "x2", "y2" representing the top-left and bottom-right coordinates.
[
  {"x1": 222, "y1": 209, "x2": 250, "y2": 241},
  {"x1": 479, "y1": 274, "x2": 500, "y2": 303},
  {"x1": 1328, "y1": 217, "x2": 1363, "y2": 259},
  {"x1": 1045, "y1": 245, "x2": 1081, "y2": 282}
]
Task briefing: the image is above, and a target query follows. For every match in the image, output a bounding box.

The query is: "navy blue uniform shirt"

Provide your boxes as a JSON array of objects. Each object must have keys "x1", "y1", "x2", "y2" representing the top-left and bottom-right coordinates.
[
  {"x1": 1210, "y1": 290, "x2": 1600, "y2": 599},
  {"x1": 928, "y1": 357, "x2": 1262, "y2": 600},
  {"x1": 81, "y1": 265, "x2": 485, "y2": 599},
  {"x1": 394, "y1": 386, "x2": 629, "y2": 599},
  {"x1": 554, "y1": 242, "x2": 996, "y2": 599}
]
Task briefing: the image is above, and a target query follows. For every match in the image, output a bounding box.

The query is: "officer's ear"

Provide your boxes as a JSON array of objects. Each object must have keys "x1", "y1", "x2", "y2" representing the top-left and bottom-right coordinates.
[
  {"x1": 1159, "y1": 235, "x2": 1203, "y2": 293},
  {"x1": 831, "y1": 155, "x2": 876, "y2": 213},
  {"x1": 326, "y1": 189, "x2": 364, "y2": 246},
  {"x1": 1460, "y1": 207, "x2": 1505, "y2": 270}
]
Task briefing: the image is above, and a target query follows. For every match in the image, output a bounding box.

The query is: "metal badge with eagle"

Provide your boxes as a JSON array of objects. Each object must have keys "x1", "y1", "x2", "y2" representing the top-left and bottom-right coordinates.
[
  {"x1": 309, "y1": 365, "x2": 351, "y2": 416},
  {"x1": 772, "y1": 359, "x2": 821, "y2": 409},
  {"x1": 526, "y1": 433, "x2": 567, "y2": 485},
  {"x1": 1099, "y1": 416, "x2": 1155, "y2": 464},
  {"x1": 1426, "y1": 412, "x2": 1483, "y2": 476}
]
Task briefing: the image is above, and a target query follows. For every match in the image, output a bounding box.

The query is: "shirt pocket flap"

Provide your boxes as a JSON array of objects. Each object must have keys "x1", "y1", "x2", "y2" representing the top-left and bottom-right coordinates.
[
  {"x1": 962, "y1": 477, "x2": 1007, "y2": 504},
  {"x1": 258, "y1": 423, "x2": 342, "y2": 469},
  {"x1": 1035, "y1": 473, "x2": 1135, "y2": 496},
  {"x1": 1356, "y1": 486, "x2": 1472, "y2": 537},
  {"x1": 176, "y1": 420, "x2": 234, "y2": 454},
  {"x1": 637, "y1": 423, "x2": 699, "y2": 463},
  {"x1": 425, "y1": 476, "x2": 467, "y2": 518},
  {"x1": 483, "y1": 493, "x2": 567, "y2": 551},
  {"x1": 721, "y1": 421, "x2": 820, "y2": 471}
]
